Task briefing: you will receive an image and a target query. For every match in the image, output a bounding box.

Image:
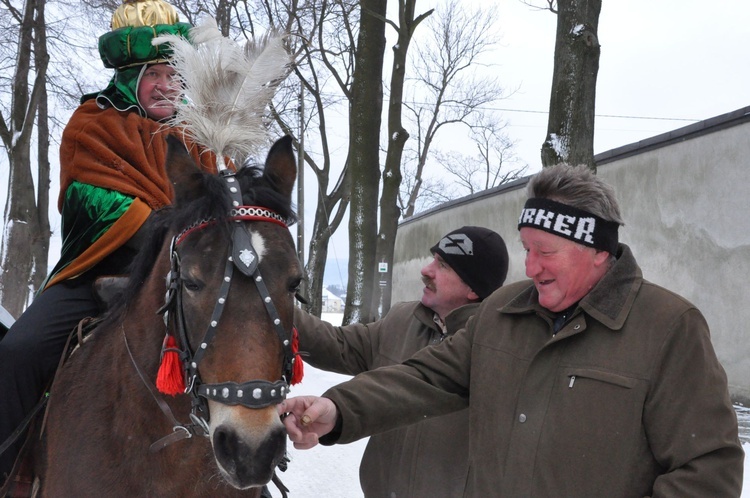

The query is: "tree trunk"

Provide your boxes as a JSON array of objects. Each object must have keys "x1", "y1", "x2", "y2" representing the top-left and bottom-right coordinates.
[
  {"x1": 541, "y1": 0, "x2": 601, "y2": 170},
  {"x1": 343, "y1": 0, "x2": 387, "y2": 325},
  {"x1": 32, "y1": 0, "x2": 52, "y2": 295},
  {"x1": 304, "y1": 235, "x2": 330, "y2": 316},
  {"x1": 304, "y1": 171, "x2": 350, "y2": 316},
  {"x1": 372, "y1": 0, "x2": 430, "y2": 317}
]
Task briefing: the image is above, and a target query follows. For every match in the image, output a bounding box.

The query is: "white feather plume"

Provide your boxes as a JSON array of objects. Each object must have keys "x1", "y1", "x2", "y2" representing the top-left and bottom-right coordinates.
[{"x1": 153, "y1": 18, "x2": 292, "y2": 169}]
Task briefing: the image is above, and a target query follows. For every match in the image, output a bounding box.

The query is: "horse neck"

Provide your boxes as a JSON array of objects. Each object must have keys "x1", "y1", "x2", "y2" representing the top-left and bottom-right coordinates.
[{"x1": 110, "y1": 253, "x2": 176, "y2": 380}]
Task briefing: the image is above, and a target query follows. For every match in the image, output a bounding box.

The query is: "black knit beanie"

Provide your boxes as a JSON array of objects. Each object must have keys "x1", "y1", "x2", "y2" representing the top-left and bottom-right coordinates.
[{"x1": 429, "y1": 226, "x2": 509, "y2": 299}]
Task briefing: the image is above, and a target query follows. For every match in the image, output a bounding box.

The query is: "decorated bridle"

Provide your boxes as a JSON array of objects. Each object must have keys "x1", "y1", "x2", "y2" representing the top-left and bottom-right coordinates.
[{"x1": 154, "y1": 170, "x2": 301, "y2": 440}]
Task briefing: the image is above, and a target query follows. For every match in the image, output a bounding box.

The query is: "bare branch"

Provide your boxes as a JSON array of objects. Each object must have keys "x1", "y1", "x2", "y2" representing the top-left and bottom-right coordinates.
[
  {"x1": 399, "y1": 0, "x2": 514, "y2": 216},
  {"x1": 519, "y1": 0, "x2": 557, "y2": 14}
]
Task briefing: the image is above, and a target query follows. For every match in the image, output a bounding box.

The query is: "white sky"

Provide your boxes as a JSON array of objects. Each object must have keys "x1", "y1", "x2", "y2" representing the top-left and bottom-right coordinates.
[{"x1": 497, "y1": 0, "x2": 749, "y2": 168}]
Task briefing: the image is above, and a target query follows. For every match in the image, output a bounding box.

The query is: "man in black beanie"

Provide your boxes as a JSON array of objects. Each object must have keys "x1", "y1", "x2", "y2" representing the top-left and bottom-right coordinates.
[{"x1": 292, "y1": 226, "x2": 509, "y2": 498}]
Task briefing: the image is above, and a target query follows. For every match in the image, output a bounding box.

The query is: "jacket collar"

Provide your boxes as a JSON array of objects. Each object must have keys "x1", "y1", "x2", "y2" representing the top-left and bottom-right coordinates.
[
  {"x1": 502, "y1": 243, "x2": 643, "y2": 331},
  {"x1": 414, "y1": 301, "x2": 480, "y2": 333}
]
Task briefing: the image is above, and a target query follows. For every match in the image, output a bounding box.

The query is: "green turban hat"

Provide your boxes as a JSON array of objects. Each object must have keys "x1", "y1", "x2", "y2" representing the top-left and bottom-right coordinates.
[{"x1": 84, "y1": 0, "x2": 191, "y2": 115}]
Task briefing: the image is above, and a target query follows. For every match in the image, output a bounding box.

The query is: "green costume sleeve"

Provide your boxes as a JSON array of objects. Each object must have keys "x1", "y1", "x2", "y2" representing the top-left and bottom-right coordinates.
[{"x1": 47, "y1": 181, "x2": 135, "y2": 282}]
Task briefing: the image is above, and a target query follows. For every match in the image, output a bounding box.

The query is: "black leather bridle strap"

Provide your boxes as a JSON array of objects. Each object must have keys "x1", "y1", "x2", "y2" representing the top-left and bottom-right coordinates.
[
  {"x1": 171, "y1": 210, "x2": 295, "y2": 408},
  {"x1": 154, "y1": 170, "x2": 295, "y2": 417},
  {"x1": 121, "y1": 325, "x2": 208, "y2": 452},
  {"x1": 245, "y1": 258, "x2": 295, "y2": 383},
  {"x1": 197, "y1": 379, "x2": 288, "y2": 408},
  {"x1": 182, "y1": 251, "x2": 235, "y2": 384}
]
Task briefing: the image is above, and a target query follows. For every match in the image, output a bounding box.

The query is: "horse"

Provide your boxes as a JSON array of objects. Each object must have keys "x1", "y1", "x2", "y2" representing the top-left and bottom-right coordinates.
[{"x1": 32, "y1": 135, "x2": 302, "y2": 497}]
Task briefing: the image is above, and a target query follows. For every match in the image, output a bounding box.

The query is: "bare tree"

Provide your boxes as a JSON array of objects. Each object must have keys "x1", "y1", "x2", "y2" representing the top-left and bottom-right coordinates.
[
  {"x1": 265, "y1": 0, "x2": 432, "y2": 321},
  {"x1": 0, "y1": 0, "x2": 50, "y2": 317},
  {"x1": 438, "y1": 115, "x2": 527, "y2": 196},
  {"x1": 398, "y1": 158, "x2": 453, "y2": 214},
  {"x1": 268, "y1": 0, "x2": 359, "y2": 316},
  {"x1": 290, "y1": 0, "x2": 358, "y2": 317},
  {"x1": 399, "y1": 114, "x2": 526, "y2": 215},
  {"x1": 0, "y1": 0, "x2": 131, "y2": 316},
  {"x1": 399, "y1": 0, "x2": 508, "y2": 219},
  {"x1": 30, "y1": 0, "x2": 50, "y2": 297},
  {"x1": 537, "y1": 0, "x2": 601, "y2": 169}
]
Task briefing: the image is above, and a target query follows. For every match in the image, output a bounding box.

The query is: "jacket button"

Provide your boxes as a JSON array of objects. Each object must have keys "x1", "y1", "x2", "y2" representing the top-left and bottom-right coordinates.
[{"x1": 518, "y1": 413, "x2": 527, "y2": 423}]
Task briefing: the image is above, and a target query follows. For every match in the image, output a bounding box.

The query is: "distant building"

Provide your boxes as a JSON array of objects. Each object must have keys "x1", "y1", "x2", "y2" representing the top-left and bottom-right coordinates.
[{"x1": 322, "y1": 287, "x2": 344, "y2": 312}]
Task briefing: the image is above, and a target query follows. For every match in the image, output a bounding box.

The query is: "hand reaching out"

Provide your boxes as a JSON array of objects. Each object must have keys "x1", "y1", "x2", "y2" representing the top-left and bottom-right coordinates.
[{"x1": 278, "y1": 396, "x2": 339, "y2": 449}]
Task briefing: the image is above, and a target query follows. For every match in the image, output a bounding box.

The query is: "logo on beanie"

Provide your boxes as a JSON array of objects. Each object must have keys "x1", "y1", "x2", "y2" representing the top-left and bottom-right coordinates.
[{"x1": 438, "y1": 234, "x2": 473, "y2": 255}]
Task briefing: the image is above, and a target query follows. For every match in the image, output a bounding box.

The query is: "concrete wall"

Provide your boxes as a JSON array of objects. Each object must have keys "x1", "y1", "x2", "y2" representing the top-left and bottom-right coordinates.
[{"x1": 392, "y1": 106, "x2": 750, "y2": 402}]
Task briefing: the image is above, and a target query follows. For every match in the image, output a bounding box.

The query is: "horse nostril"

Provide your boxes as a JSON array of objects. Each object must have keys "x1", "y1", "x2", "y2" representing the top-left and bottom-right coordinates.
[{"x1": 213, "y1": 426, "x2": 241, "y2": 474}]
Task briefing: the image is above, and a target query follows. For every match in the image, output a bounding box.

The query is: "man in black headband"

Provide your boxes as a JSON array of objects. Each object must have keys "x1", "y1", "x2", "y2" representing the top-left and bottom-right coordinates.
[{"x1": 281, "y1": 164, "x2": 743, "y2": 496}]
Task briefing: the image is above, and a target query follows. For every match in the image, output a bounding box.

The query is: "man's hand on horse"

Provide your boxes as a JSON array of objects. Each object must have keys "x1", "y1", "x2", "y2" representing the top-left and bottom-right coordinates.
[{"x1": 278, "y1": 396, "x2": 338, "y2": 450}]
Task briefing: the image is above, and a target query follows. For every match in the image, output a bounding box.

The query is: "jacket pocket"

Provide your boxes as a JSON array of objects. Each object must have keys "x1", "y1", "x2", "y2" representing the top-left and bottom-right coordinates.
[
  {"x1": 565, "y1": 367, "x2": 639, "y2": 389},
  {"x1": 542, "y1": 366, "x2": 647, "y2": 494}
]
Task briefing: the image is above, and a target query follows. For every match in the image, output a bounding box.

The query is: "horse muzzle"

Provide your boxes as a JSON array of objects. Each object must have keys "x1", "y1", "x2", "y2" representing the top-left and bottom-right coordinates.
[{"x1": 212, "y1": 421, "x2": 287, "y2": 489}]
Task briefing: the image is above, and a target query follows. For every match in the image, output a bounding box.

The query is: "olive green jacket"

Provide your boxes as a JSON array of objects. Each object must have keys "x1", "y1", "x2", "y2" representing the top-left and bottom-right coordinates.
[{"x1": 324, "y1": 244, "x2": 744, "y2": 497}]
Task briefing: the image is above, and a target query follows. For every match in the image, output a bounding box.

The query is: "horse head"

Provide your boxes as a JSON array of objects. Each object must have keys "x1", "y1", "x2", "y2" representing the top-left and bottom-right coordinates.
[{"x1": 157, "y1": 135, "x2": 302, "y2": 489}]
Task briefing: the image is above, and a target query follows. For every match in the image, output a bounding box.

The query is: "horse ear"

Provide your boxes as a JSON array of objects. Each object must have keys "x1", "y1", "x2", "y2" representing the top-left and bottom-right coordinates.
[
  {"x1": 263, "y1": 135, "x2": 297, "y2": 199},
  {"x1": 165, "y1": 135, "x2": 204, "y2": 204},
  {"x1": 92, "y1": 276, "x2": 129, "y2": 311}
]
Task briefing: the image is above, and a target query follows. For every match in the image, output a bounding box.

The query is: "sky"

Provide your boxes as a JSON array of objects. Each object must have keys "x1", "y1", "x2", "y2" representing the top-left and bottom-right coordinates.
[
  {"x1": 495, "y1": 0, "x2": 750, "y2": 168},
  {"x1": 309, "y1": 0, "x2": 750, "y2": 287}
]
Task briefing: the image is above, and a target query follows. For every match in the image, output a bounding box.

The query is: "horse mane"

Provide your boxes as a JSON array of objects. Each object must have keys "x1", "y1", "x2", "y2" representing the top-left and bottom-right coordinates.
[{"x1": 109, "y1": 163, "x2": 297, "y2": 319}]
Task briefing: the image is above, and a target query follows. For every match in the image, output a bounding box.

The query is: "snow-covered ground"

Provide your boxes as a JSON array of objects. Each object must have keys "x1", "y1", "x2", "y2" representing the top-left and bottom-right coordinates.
[{"x1": 271, "y1": 313, "x2": 749, "y2": 498}]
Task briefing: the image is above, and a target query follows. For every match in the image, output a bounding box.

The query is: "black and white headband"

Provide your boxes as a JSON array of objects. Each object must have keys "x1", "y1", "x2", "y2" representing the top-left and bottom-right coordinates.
[{"x1": 517, "y1": 198, "x2": 619, "y2": 254}]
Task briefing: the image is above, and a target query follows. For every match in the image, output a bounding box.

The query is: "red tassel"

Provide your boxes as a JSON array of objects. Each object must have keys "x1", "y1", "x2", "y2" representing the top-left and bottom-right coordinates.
[
  {"x1": 290, "y1": 327, "x2": 304, "y2": 385},
  {"x1": 156, "y1": 335, "x2": 185, "y2": 396}
]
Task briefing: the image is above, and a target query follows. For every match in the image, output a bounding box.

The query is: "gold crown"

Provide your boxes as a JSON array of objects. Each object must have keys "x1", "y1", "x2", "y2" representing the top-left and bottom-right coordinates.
[{"x1": 110, "y1": 0, "x2": 180, "y2": 29}]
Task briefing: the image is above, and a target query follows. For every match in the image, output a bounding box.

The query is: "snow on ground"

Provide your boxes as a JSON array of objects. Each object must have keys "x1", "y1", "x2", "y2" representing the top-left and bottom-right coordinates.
[{"x1": 271, "y1": 313, "x2": 749, "y2": 497}]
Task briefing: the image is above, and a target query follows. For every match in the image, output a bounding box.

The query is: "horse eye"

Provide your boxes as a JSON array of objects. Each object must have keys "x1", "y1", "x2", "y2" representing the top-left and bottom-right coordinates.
[
  {"x1": 288, "y1": 278, "x2": 302, "y2": 294},
  {"x1": 183, "y1": 279, "x2": 202, "y2": 292}
]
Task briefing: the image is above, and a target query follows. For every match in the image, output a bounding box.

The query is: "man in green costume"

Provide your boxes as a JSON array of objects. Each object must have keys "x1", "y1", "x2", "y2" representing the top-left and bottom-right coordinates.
[{"x1": 0, "y1": 0, "x2": 222, "y2": 483}]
